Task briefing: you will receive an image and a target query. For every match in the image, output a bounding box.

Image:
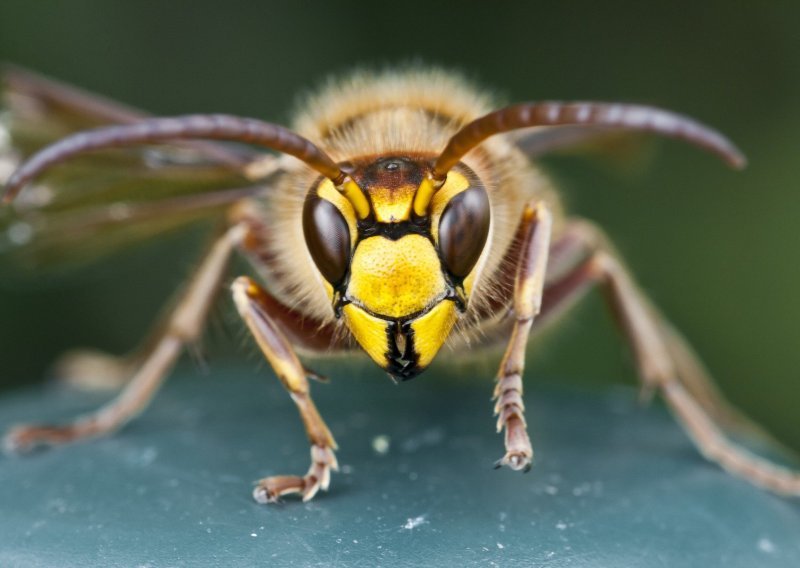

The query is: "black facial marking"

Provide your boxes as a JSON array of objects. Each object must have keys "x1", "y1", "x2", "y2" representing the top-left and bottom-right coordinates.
[
  {"x1": 358, "y1": 218, "x2": 431, "y2": 241},
  {"x1": 385, "y1": 320, "x2": 421, "y2": 381}
]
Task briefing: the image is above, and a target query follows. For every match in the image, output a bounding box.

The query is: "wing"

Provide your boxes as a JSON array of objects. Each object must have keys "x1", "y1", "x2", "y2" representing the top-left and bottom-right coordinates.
[
  {"x1": 509, "y1": 125, "x2": 655, "y2": 171},
  {"x1": 0, "y1": 65, "x2": 279, "y2": 270}
]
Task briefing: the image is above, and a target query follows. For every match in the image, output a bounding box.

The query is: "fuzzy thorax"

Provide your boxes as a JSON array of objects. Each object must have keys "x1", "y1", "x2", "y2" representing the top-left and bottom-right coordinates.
[{"x1": 257, "y1": 68, "x2": 561, "y2": 362}]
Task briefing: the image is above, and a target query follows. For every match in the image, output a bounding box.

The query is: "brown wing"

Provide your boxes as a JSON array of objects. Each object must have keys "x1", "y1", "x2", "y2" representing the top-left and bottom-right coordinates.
[
  {"x1": 0, "y1": 66, "x2": 279, "y2": 269},
  {"x1": 509, "y1": 125, "x2": 655, "y2": 171}
]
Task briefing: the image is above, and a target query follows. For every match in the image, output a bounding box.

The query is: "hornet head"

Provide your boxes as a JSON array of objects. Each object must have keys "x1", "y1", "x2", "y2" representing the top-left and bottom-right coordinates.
[{"x1": 303, "y1": 156, "x2": 491, "y2": 380}]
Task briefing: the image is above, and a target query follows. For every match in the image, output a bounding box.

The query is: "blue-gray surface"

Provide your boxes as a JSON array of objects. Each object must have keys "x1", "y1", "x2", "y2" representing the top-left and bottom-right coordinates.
[{"x1": 0, "y1": 364, "x2": 798, "y2": 568}]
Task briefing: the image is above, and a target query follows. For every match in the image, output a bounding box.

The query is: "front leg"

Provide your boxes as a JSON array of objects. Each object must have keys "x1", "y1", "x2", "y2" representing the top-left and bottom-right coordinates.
[
  {"x1": 493, "y1": 202, "x2": 553, "y2": 471},
  {"x1": 231, "y1": 277, "x2": 338, "y2": 503}
]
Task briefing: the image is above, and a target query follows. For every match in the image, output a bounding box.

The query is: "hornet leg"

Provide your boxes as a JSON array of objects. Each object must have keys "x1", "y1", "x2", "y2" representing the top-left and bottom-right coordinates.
[
  {"x1": 5, "y1": 224, "x2": 247, "y2": 451},
  {"x1": 533, "y1": 219, "x2": 800, "y2": 495},
  {"x1": 493, "y1": 201, "x2": 553, "y2": 471},
  {"x1": 231, "y1": 277, "x2": 339, "y2": 503}
]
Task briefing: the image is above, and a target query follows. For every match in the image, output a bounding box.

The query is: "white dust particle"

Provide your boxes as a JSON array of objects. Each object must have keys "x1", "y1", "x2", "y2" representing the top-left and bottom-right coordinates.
[
  {"x1": 47, "y1": 498, "x2": 68, "y2": 514},
  {"x1": 400, "y1": 427, "x2": 445, "y2": 452},
  {"x1": 402, "y1": 515, "x2": 428, "y2": 530},
  {"x1": 372, "y1": 434, "x2": 391, "y2": 455},
  {"x1": 758, "y1": 538, "x2": 776, "y2": 554},
  {"x1": 497, "y1": 542, "x2": 505, "y2": 550},
  {"x1": 125, "y1": 446, "x2": 158, "y2": 467},
  {"x1": 556, "y1": 521, "x2": 568, "y2": 530},
  {"x1": 139, "y1": 447, "x2": 158, "y2": 465},
  {"x1": 250, "y1": 533, "x2": 257, "y2": 538},
  {"x1": 572, "y1": 483, "x2": 592, "y2": 496}
]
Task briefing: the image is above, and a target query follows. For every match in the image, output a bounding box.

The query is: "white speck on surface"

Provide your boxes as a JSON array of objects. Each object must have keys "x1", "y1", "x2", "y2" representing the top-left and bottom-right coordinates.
[
  {"x1": 546, "y1": 551, "x2": 555, "y2": 559},
  {"x1": 7, "y1": 222, "x2": 33, "y2": 246},
  {"x1": 402, "y1": 515, "x2": 428, "y2": 530},
  {"x1": 250, "y1": 533, "x2": 257, "y2": 538},
  {"x1": 556, "y1": 521, "x2": 568, "y2": 530},
  {"x1": 572, "y1": 482, "x2": 592, "y2": 496},
  {"x1": 353, "y1": 539, "x2": 358, "y2": 544},
  {"x1": 140, "y1": 447, "x2": 158, "y2": 465},
  {"x1": 497, "y1": 542, "x2": 505, "y2": 549},
  {"x1": 46, "y1": 498, "x2": 68, "y2": 514},
  {"x1": 126, "y1": 446, "x2": 158, "y2": 467},
  {"x1": 372, "y1": 434, "x2": 391, "y2": 455},
  {"x1": 758, "y1": 537, "x2": 776, "y2": 554},
  {"x1": 400, "y1": 427, "x2": 445, "y2": 452}
]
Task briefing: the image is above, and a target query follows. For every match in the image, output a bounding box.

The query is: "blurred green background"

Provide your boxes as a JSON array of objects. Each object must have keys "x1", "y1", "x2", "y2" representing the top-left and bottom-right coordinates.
[{"x1": 0, "y1": 1, "x2": 798, "y2": 450}]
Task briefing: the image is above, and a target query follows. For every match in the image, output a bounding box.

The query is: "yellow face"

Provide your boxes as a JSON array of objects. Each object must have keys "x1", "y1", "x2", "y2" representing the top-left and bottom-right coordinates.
[{"x1": 303, "y1": 157, "x2": 490, "y2": 380}]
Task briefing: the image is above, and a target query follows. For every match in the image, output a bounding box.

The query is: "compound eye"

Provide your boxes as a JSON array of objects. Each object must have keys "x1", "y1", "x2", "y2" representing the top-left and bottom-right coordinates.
[
  {"x1": 303, "y1": 195, "x2": 351, "y2": 285},
  {"x1": 437, "y1": 185, "x2": 491, "y2": 279}
]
